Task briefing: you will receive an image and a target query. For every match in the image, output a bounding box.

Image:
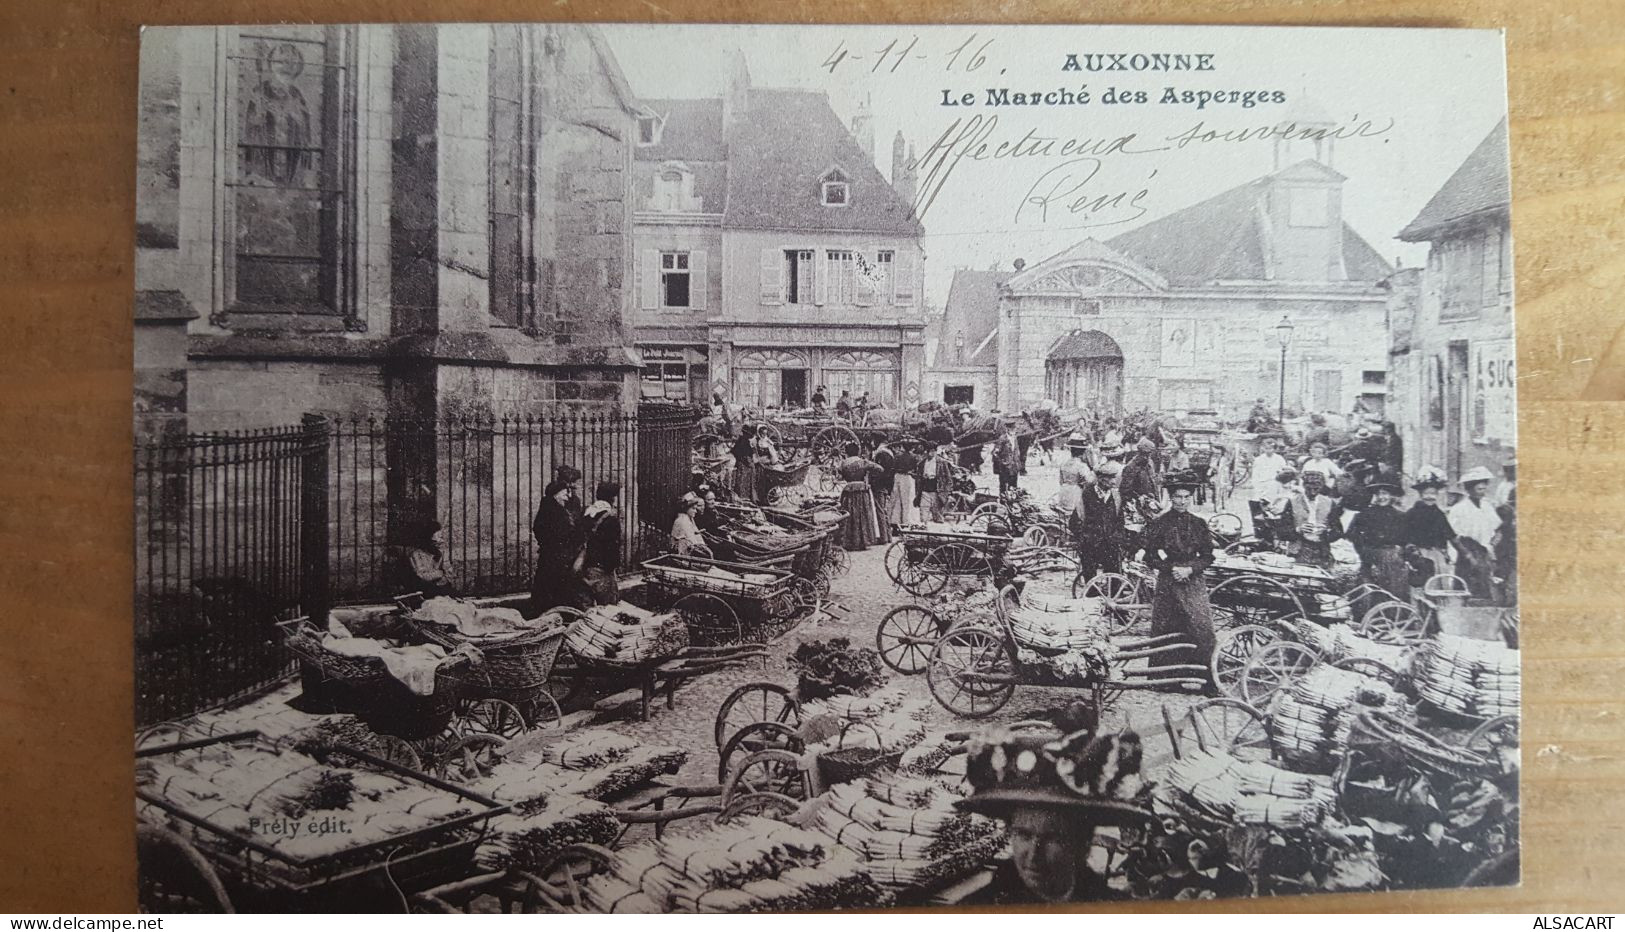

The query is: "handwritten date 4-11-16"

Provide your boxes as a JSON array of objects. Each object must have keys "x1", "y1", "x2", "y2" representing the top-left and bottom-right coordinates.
[{"x1": 822, "y1": 34, "x2": 996, "y2": 75}]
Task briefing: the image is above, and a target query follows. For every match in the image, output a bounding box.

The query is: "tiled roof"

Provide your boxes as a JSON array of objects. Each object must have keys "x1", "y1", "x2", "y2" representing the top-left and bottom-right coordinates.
[
  {"x1": 723, "y1": 88, "x2": 923, "y2": 236},
  {"x1": 637, "y1": 99, "x2": 725, "y2": 161},
  {"x1": 1398, "y1": 118, "x2": 1511, "y2": 242},
  {"x1": 1105, "y1": 162, "x2": 1392, "y2": 285}
]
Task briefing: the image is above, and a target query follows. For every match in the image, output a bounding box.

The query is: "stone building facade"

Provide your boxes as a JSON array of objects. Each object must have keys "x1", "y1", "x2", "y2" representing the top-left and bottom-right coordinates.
[
  {"x1": 1388, "y1": 119, "x2": 1515, "y2": 479},
  {"x1": 629, "y1": 56, "x2": 927, "y2": 409},
  {"x1": 988, "y1": 160, "x2": 1393, "y2": 419},
  {"x1": 133, "y1": 24, "x2": 646, "y2": 438}
]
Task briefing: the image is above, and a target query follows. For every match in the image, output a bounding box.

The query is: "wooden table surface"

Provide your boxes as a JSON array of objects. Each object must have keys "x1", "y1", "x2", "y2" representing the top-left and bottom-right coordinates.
[{"x1": 1, "y1": 0, "x2": 1621, "y2": 913}]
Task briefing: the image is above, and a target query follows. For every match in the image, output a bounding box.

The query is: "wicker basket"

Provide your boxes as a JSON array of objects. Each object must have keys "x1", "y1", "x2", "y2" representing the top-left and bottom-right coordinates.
[
  {"x1": 815, "y1": 721, "x2": 904, "y2": 786},
  {"x1": 406, "y1": 617, "x2": 568, "y2": 693},
  {"x1": 280, "y1": 618, "x2": 468, "y2": 740}
]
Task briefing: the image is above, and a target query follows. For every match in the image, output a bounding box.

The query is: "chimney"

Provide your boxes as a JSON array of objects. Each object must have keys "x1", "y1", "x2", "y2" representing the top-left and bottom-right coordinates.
[
  {"x1": 852, "y1": 94, "x2": 875, "y2": 164},
  {"x1": 891, "y1": 132, "x2": 917, "y2": 208},
  {"x1": 722, "y1": 48, "x2": 751, "y2": 130}
]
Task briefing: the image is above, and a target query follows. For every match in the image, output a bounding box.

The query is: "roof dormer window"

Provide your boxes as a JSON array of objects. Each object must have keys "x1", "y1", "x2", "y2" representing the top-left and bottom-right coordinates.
[
  {"x1": 820, "y1": 168, "x2": 850, "y2": 206},
  {"x1": 637, "y1": 115, "x2": 661, "y2": 146}
]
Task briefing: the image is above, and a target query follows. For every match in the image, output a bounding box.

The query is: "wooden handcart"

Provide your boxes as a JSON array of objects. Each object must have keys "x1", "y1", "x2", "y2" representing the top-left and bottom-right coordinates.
[{"x1": 639, "y1": 552, "x2": 801, "y2": 644}]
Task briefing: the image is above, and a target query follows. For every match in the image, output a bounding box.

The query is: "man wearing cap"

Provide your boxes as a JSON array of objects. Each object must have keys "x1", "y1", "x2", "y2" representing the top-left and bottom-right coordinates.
[
  {"x1": 1137, "y1": 479, "x2": 1218, "y2": 686},
  {"x1": 1074, "y1": 460, "x2": 1128, "y2": 581},
  {"x1": 1449, "y1": 466, "x2": 1503, "y2": 599},
  {"x1": 1345, "y1": 478, "x2": 1410, "y2": 598},
  {"x1": 956, "y1": 724, "x2": 1153, "y2": 904}
]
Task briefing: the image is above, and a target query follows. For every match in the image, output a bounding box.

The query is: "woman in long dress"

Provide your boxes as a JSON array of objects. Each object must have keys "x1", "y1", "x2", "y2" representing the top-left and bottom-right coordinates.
[
  {"x1": 837, "y1": 442, "x2": 883, "y2": 551},
  {"x1": 530, "y1": 478, "x2": 579, "y2": 615}
]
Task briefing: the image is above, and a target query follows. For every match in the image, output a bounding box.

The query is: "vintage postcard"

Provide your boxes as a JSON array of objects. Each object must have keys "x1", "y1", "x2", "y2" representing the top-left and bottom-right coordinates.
[{"x1": 133, "y1": 23, "x2": 1518, "y2": 912}]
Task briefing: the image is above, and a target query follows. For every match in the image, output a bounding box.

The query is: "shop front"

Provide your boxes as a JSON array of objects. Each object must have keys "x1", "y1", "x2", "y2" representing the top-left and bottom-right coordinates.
[{"x1": 638, "y1": 345, "x2": 710, "y2": 404}]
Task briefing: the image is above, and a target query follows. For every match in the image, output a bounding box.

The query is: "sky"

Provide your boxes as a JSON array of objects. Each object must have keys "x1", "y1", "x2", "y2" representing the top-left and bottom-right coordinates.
[{"x1": 601, "y1": 24, "x2": 1508, "y2": 309}]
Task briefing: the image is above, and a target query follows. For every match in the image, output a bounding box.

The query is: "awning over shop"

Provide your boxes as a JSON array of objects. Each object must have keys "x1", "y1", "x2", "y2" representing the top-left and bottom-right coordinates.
[{"x1": 1048, "y1": 329, "x2": 1123, "y2": 360}]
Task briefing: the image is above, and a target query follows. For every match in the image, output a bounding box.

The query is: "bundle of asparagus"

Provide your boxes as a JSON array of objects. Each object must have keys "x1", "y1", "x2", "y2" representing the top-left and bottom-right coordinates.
[
  {"x1": 474, "y1": 731, "x2": 688, "y2": 806},
  {"x1": 1415, "y1": 634, "x2": 1520, "y2": 718},
  {"x1": 565, "y1": 604, "x2": 689, "y2": 664},
  {"x1": 1006, "y1": 604, "x2": 1113, "y2": 653},
  {"x1": 809, "y1": 771, "x2": 1005, "y2": 893},
  {"x1": 582, "y1": 817, "x2": 876, "y2": 913},
  {"x1": 1270, "y1": 664, "x2": 1402, "y2": 767},
  {"x1": 1163, "y1": 750, "x2": 1337, "y2": 829},
  {"x1": 800, "y1": 681, "x2": 911, "y2": 722},
  {"x1": 475, "y1": 793, "x2": 621, "y2": 872}
]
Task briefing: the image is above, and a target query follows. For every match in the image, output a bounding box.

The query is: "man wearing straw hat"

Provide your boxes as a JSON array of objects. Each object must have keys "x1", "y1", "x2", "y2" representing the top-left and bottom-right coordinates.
[
  {"x1": 956, "y1": 723, "x2": 1154, "y2": 904},
  {"x1": 1448, "y1": 465, "x2": 1503, "y2": 600},
  {"x1": 1137, "y1": 478, "x2": 1218, "y2": 689}
]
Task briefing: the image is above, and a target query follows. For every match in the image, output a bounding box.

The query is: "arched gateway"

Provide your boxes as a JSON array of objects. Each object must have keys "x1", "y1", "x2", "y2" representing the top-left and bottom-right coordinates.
[{"x1": 1045, "y1": 330, "x2": 1124, "y2": 410}]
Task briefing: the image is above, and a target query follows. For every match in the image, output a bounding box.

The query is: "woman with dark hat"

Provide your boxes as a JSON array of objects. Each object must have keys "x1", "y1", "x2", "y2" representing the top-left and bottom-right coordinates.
[
  {"x1": 1403, "y1": 467, "x2": 1456, "y2": 583},
  {"x1": 1344, "y1": 477, "x2": 1410, "y2": 599},
  {"x1": 730, "y1": 424, "x2": 760, "y2": 503},
  {"x1": 577, "y1": 480, "x2": 623, "y2": 606},
  {"x1": 1136, "y1": 478, "x2": 1218, "y2": 687},
  {"x1": 835, "y1": 441, "x2": 883, "y2": 551},
  {"x1": 955, "y1": 723, "x2": 1154, "y2": 904},
  {"x1": 530, "y1": 475, "x2": 580, "y2": 615}
]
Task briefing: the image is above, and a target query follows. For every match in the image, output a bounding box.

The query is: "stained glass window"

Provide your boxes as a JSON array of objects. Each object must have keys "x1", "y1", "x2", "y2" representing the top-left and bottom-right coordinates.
[{"x1": 233, "y1": 26, "x2": 347, "y2": 312}]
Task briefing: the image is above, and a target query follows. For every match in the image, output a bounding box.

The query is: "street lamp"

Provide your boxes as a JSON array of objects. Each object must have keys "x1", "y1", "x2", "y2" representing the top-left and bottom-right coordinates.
[{"x1": 1275, "y1": 315, "x2": 1295, "y2": 422}]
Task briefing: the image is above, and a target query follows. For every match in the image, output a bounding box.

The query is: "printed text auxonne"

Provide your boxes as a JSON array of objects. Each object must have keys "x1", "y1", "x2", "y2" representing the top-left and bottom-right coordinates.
[{"x1": 1062, "y1": 53, "x2": 1216, "y2": 72}]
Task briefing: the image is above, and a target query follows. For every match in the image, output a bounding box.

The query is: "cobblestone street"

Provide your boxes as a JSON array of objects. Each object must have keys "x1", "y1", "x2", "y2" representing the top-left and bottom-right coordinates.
[{"x1": 594, "y1": 461, "x2": 1207, "y2": 794}]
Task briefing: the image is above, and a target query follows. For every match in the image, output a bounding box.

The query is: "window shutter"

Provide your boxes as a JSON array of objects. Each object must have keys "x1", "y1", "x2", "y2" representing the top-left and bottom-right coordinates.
[
  {"x1": 856, "y1": 248, "x2": 877, "y2": 306},
  {"x1": 894, "y1": 248, "x2": 917, "y2": 305},
  {"x1": 1498, "y1": 225, "x2": 1512, "y2": 296},
  {"x1": 814, "y1": 250, "x2": 829, "y2": 306},
  {"x1": 1481, "y1": 228, "x2": 1500, "y2": 308},
  {"x1": 640, "y1": 249, "x2": 660, "y2": 310},
  {"x1": 689, "y1": 250, "x2": 707, "y2": 310},
  {"x1": 759, "y1": 247, "x2": 782, "y2": 305}
]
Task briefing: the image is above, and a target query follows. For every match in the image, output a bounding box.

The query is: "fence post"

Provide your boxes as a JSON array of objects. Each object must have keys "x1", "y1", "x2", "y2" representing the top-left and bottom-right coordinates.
[{"x1": 300, "y1": 413, "x2": 332, "y2": 627}]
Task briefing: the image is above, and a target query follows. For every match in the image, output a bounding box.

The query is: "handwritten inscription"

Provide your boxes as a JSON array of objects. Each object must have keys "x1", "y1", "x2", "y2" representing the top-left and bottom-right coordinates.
[
  {"x1": 1015, "y1": 158, "x2": 1155, "y2": 227},
  {"x1": 822, "y1": 33, "x2": 995, "y2": 75}
]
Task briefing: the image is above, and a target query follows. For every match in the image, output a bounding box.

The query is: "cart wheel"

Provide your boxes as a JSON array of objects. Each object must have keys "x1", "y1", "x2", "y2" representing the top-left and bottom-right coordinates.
[
  {"x1": 896, "y1": 546, "x2": 946, "y2": 597},
  {"x1": 811, "y1": 426, "x2": 859, "y2": 465},
  {"x1": 1177, "y1": 699, "x2": 1272, "y2": 761},
  {"x1": 717, "y1": 791, "x2": 803, "y2": 825},
  {"x1": 882, "y1": 541, "x2": 907, "y2": 585},
  {"x1": 1465, "y1": 714, "x2": 1520, "y2": 777},
  {"x1": 137, "y1": 822, "x2": 234, "y2": 913},
  {"x1": 671, "y1": 592, "x2": 742, "y2": 646},
  {"x1": 927, "y1": 626, "x2": 1018, "y2": 718},
  {"x1": 1022, "y1": 524, "x2": 1052, "y2": 547},
  {"x1": 926, "y1": 543, "x2": 991, "y2": 590},
  {"x1": 458, "y1": 697, "x2": 528, "y2": 740},
  {"x1": 1356, "y1": 600, "x2": 1427, "y2": 645},
  {"x1": 724, "y1": 749, "x2": 812, "y2": 806},
  {"x1": 1238, "y1": 642, "x2": 1321, "y2": 708},
  {"x1": 816, "y1": 468, "x2": 841, "y2": 492},
  {"x1": 531, "y1": 843, "x2": 617, "y2": 913},
  {"x1": 718, "y1": 721, "x2": 806, "y2": 781},
  {"x1": 965, "y1": 505, "x2": 1004, "y2": 534},
  {"x1": 1076, "y1": 571, "x2": 1139, "y2": 603},
  {"x1": 371, "y1": 735, "x2": 424, "y2": 772},
  {"x1": 1332, "y1": 655, "x2": 1403, "y2": 687},
  {"x1": 755, "y1": 423, "x2": 782, "y2": 448},
  {"x1": 1209, "y1": 573, "x2": 1306, "y2": 630},
  {"x1": 876, "y1": 604, "x2": 945, "y2": 674},
  {"x1": 714, "y1": 682, "x2": 801, "y2": 750},
  {"x1": 435, "y1": 733, "x2": 505, "y2": 782},
  {"x1": 519, "y1": 687, "x2": 565, "y2": 732},
  {"x1": 1210, "y1": 624, "x2": 1282, "y2": 699},
  {"x1": 823, "y1": 545, "x2": 851, "y2": 576}
]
